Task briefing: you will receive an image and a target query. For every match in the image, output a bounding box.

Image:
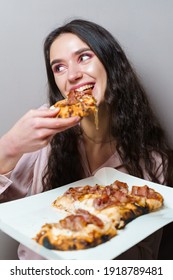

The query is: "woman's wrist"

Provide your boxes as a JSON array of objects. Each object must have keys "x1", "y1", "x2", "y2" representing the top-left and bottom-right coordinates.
[{"x1": 0, "y1": 134, "x2": 23, "y2": 174}]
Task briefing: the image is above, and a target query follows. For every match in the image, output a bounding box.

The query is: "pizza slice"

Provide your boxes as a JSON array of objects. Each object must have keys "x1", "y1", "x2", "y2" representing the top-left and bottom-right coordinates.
[
  {"x1": 51, "y1": 88, "x2": 98, "y2": 121},
  {"x1": 34, "y1": 209, "x2": 117, "y2": 251},
  {"x1": 52, "y1": 180, "x2": 164, "y2": 230}
]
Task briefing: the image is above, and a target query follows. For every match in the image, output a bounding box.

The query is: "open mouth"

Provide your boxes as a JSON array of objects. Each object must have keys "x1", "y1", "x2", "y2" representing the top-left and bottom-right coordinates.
[{"x1": 75, "y1": 84, "x2": 94, "y2": 92}]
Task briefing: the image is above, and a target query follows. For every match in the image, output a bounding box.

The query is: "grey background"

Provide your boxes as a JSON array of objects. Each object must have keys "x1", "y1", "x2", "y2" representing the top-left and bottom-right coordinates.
[{"x1": 0, "y1": 0, "x2": 172, "y2": 259}]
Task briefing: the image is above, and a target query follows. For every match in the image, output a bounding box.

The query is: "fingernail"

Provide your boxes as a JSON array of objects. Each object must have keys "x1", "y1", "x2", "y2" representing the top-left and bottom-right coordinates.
[
  {"x1": 50, "y1": 105, "x2": 55, "y2": 110},
  {"x1": 50, "y1": 106, "x2": 60, "y2": 111}
]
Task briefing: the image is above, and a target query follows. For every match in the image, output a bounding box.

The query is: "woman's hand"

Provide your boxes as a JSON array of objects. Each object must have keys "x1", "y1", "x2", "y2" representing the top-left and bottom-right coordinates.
[{"x1": 0, "y1": 107, "x2": 80, "y2": 173}]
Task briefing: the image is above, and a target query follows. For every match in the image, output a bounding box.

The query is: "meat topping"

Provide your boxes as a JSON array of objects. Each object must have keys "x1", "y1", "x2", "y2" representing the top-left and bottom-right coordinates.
[{"x1": 59, "y1": 209, "x2": 104, "y2": 231}]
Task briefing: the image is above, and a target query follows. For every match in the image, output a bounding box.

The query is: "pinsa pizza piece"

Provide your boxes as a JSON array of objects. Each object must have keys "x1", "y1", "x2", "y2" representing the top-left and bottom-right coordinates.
[
  {"x1": 52, "y1": 180, "x2": 164, "y2": 231},
  {"x1": 34, "y1": 209, "x2": 117, "y2": 251},
  {"x1": 52, "y1": 180, "x2": 145, "y2": 229}
]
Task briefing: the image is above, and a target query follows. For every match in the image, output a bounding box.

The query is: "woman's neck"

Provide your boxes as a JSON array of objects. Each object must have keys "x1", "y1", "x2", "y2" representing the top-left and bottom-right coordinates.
[{"x1": 80, "y1": 104, "x2": 115, "y2": 144}]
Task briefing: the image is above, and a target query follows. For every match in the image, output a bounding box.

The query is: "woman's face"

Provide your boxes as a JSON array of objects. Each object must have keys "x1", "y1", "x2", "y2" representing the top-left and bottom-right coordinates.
[{"x1": 49, "y1": 33, "x2": 107, "y2": 105}]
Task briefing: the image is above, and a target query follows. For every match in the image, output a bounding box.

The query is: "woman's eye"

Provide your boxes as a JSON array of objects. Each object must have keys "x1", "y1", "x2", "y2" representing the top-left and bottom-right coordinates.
[
  {"x1": 79, "y1": 53, "x2": 91, "y2": 62},
  {"x1": 52, "y1": 64, "x2": 65, "y2": 73}
]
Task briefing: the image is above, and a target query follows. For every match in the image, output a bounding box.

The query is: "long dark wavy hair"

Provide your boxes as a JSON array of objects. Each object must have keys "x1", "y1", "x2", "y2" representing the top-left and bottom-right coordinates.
[{"x1": 42, "y1": 19, "x2": 173, "y2": 191}]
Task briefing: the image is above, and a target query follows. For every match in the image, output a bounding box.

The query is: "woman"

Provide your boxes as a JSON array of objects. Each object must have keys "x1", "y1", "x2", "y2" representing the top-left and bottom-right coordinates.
[{"x1": 0, "y1": 19, "x2": 172, "y2": 259}]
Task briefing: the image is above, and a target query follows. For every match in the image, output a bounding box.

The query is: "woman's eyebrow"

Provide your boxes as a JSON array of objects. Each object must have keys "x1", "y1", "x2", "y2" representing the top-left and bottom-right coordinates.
[
  {"x1": 50, "y1": 48, "x2": 92, "y2": 67},
  {"x1": 50, "y1": 59, "x2": 61, "y2": 67},
  {"x1": 74, "y1": 47, "x2": 91, "y2": 55}
]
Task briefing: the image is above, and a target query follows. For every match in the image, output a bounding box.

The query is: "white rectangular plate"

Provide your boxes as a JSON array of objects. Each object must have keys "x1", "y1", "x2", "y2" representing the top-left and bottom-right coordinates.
[{"x1": 0, "y1": 167, "x2": 173, "y2": 259}]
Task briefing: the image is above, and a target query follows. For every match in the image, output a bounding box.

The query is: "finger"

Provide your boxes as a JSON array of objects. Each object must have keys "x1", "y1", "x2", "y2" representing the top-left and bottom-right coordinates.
[
  {"x1": 27, "y1": 108, "x2": 60, "y2": 118},
  {"x1": 35, "y1": 116, "x2": 81, "y2": 129},
  {"x1": 36, "y1": 121, "x2": 80, "y2": 139}
]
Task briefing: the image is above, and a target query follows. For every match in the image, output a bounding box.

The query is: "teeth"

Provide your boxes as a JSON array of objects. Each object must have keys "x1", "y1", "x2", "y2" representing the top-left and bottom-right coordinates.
[{"x1": 75, "y1": 84, "x2": 94, "y2": 92}]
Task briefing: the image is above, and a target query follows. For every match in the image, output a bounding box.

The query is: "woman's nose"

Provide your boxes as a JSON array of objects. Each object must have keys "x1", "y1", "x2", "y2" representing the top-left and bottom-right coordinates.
[{"x1": 67, "y1": 63, "x2": 83, "y2": 82}]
